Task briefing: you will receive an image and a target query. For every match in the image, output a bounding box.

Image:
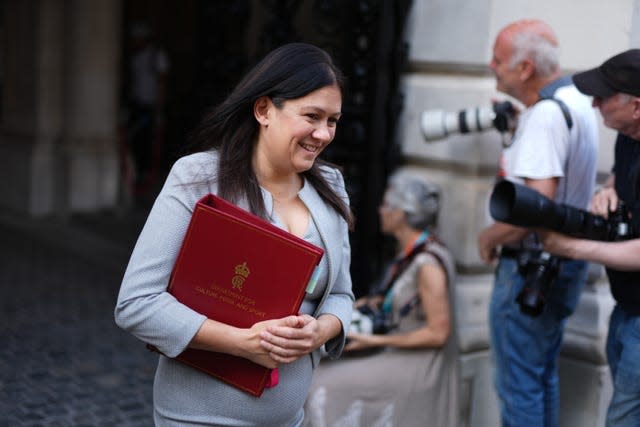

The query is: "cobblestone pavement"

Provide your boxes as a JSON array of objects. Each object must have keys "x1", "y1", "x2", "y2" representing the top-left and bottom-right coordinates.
[{"x1": 0, "y1": 213, "x2": 157, "y2": 427}]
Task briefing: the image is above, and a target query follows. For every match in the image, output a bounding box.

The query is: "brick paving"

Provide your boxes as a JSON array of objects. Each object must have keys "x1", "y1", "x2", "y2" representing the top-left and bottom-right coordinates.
[{"x1": 0, "y1": 212, "x2": 156, "y2": 427}]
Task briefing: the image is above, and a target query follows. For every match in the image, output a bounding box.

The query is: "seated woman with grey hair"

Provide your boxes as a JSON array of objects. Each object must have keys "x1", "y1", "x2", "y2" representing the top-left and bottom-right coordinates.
[{"x1": 303, "y1": 171, "x2": 458, "y2": 427}]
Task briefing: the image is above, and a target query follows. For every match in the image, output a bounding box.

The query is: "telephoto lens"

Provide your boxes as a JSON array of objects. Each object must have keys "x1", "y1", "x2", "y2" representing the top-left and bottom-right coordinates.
[
  {"x1": 420, "y1": 107, "x2": 496, "y2": 141},
  {"x1": 420, "y1": 101, "x2": 516, "y2": 142},
  {"x1": 489, "y1": 180, "x2": 633, "y2": 241}
]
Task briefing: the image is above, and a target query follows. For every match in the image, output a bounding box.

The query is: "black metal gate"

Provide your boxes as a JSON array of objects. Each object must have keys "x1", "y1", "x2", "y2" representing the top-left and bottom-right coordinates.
[{"x1": 192, "y1": 0, "x2": 413, "y2": 296}]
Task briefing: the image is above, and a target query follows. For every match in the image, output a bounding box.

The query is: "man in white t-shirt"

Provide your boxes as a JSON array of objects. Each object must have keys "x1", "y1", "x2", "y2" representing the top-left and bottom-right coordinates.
[{"x1": 477, "y1": 19, "x2": 598, "y2": 427}]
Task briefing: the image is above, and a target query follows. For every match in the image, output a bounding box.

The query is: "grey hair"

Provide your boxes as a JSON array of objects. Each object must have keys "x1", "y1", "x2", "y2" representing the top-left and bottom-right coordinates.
[
  {"x1": 509, "y1": 31, "x2": 559, "y2": 78},
  {"x1": 385, "y1": 172, "x2": 441, "y2": 229},
  {"x1": 620, "y1": 93, "x2": 635, "y2": 103}
]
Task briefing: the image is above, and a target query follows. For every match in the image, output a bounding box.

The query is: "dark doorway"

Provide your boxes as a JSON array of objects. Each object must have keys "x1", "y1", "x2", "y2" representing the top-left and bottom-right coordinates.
[{"x1": 120, "y1": 0, "x2": 412, "y2": 296}]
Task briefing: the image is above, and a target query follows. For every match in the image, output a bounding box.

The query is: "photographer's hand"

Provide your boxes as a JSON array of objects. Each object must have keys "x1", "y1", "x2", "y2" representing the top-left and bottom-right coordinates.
[
  {"x1": 491, "y1": 98, "x2": 520, "y2": 133},
  {"x1": 590, "y1": 175, "x2": 617, "y2": 218},
  {"x1": 590, "y1": 187, "x2": 619, "y2": 218},
  {"x1": 477, "y1": 230, "x2": 499, "y2": 264},
  {"x1": 354, "y1": 295, "x2": 384, "y2": 310},
  {"x1": 344, "y1": 332, "x2": 384, "y2": 352},
  {"x1": 478, "y1": 222, "x2": 530, "y2": 264}
]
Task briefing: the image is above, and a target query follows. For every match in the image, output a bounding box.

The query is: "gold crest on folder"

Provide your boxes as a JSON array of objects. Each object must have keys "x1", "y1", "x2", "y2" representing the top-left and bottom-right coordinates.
[{"x1": 232, "y1": 262, "x2": 250, "y2": 291}]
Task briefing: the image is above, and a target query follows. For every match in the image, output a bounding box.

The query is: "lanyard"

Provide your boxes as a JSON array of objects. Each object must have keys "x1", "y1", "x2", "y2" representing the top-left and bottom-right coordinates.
[{"x1": 381, "y1": 230, "x2": 430, "y2": 314}]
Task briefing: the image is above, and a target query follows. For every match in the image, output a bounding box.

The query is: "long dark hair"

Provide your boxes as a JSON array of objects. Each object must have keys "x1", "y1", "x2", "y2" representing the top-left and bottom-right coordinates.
[{"x1": 187, "y1": 42, "x2": 353, "y2": 229}]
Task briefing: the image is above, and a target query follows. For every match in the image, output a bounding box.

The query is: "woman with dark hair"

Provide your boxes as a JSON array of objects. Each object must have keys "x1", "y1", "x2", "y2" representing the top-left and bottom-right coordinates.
[
  {"x1": 304, "y1": 171, "x2": 459, "y2": 427},
  {"x1": 115, "y1": 42, "x2": 355, "y2": 427}
]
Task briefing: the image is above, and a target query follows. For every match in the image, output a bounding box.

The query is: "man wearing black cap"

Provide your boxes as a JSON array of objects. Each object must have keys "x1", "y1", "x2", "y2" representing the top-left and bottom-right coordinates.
[{"x1": 542, "y1": 48, "x2": 640, "y2": 426}]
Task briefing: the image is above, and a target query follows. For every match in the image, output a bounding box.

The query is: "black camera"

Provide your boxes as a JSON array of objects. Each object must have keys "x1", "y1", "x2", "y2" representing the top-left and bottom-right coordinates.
[
  {"x1": 356, "y1": 305, "x2": 392, "y2": 335},
  {"x1": 514, "y1": 250, "x2": 560, "y2": 317},
  {"x1": 489, "y1": 180, "x2": 635, "y2": 316},
  {"x1": 421, "y1": 101, "x2": 516, "y2": 142}
]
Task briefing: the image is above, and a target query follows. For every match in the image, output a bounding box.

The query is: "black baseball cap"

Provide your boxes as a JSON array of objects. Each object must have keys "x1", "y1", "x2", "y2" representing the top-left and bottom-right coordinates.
[{"x1": 573, "y1": 49, "x2": 640, "y2": 98}]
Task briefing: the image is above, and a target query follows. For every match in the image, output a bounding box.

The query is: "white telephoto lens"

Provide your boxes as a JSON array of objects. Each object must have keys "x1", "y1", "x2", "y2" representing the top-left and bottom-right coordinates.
[
  {"x1": 421, "y1": 107, "x2": 497, "y2": 142},
  {"x1": 421, "y1": 110, "x2": 452, "y2": 142}
]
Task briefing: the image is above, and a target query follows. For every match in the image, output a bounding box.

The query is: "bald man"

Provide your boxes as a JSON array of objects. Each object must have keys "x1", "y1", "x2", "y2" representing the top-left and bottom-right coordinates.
[{"x1": 477, "y1": 19, "x2": 599, "y2": 427}]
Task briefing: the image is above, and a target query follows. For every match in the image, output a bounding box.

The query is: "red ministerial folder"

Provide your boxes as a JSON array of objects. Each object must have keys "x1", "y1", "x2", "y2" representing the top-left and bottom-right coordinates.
[{"x1": 156, "y1": 193, "x2": 324, "y2": 397}]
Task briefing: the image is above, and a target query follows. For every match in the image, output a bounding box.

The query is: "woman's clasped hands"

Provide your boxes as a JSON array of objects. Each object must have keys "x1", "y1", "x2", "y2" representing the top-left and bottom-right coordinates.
[{"x1": 253, "y1": 314, "x2": 327, "y2": 367}]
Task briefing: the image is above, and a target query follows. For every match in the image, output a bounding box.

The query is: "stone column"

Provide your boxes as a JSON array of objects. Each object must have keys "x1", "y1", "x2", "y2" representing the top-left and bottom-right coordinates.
[
  {"x1": 0, "y1": 0, "x2": 60, "y2": 215},
  {"x1": 0, "y1": 0, "x2": 121, "y2": 216},
  {"x1": 61, "y1": 0, "x2": 121, "y2": 212}
]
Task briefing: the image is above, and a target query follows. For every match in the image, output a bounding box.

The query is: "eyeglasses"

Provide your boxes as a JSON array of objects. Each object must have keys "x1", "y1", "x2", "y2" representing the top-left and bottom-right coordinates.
[{"x1": 379, "y1": 201, "x2": 399, "y2": 212}]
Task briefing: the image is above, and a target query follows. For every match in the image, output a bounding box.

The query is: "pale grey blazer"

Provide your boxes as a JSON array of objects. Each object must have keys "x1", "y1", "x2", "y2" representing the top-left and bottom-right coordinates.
[{"x1": 115, "y1": 150, "x2": 354, "y2": 368}]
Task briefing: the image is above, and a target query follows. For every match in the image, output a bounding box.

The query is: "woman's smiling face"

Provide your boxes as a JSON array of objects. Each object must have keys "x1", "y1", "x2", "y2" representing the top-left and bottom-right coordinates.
[{"x1": 255, "y1": 84, "x2": 342, "y2": 174}]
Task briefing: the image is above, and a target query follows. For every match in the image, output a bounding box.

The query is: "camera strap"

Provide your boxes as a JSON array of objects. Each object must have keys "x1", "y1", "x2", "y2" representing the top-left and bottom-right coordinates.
[
  {"x1": 380, "y1": 232, "x2": 449, "y2": 322},
  {"x1": 538, "y1": 97, "x2": 573, "y2": 130},
  {"x1": 379, "y1": 231, "x2": 434, "y2": 295},
  {"x1": 397, "y1": 243, "x2": 450, "y2": 320},
  {"x1": 537, "y1": 75, "x2": 574, "y2": 130}
]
